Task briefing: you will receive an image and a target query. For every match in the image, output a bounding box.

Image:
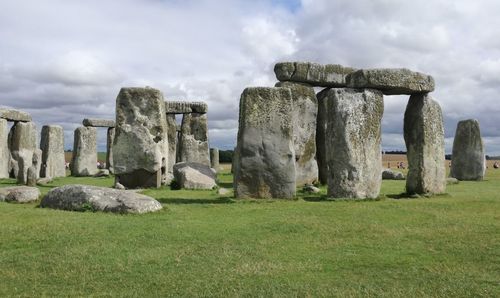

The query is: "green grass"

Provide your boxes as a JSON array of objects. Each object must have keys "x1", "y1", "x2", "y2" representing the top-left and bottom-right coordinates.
[{"x1": 0, "y1": 169, "x2": 499, "y2": 297}]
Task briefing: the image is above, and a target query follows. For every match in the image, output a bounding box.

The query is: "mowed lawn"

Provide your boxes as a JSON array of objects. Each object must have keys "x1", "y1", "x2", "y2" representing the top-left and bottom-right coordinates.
[{"x1": 0, "y1": 167, "x2": 499, "y2": 297}]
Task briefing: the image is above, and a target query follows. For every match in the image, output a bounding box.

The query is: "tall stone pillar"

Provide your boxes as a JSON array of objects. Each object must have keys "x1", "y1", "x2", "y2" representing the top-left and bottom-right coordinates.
[
  {"x1": 316, "y1": 90, "x2": 328, "y2": 185},
  {"x1": 166, "y1": 114, "x2": 177, "y2": 177},
  {"x1": 40, "y1": 125, "x2": 66, "y2": 178},
  {"x1": 71, "y1": 126, "x2": 98, "y2": 177},
  {"x1": 106, "y1": 127, "x2": 115, "y2": 173},
  {"x1": 0, "y1": 119, "x2": 9, "y2": 178},
  {"x1": 9, "y1": 121, "x2": 38, "y2": 184},
  {"x1": 178, "y1": 113, "x2": 210, "y2": 166},
  {"x1": 404, "y1": 93, "x2": 446, "y2": 194},
  {"x1": 210, "y1": 148, "x2": 219, "y2": 171},
  {"x1": 450, "y1": 119, "x2": 485, "y2": 180}
]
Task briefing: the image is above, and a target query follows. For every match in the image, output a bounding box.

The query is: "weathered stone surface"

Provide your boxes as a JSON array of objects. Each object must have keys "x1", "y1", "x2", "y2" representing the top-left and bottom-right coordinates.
[
  {"x1": 106, "y1": 127, "x2": 115, "y2": 173},
  {"x1": 0, "y1": 119, "x2": 9, "y2": 178},
  {"x1": 166, "y1": 114, "x2": 177, "y2": 176},
  {"x1": 113, "y1": 87, "x2": 169, "y2": 188},
  {"x1": 303, "y1": 184, "x2": 320, "y2": 193},
  {"x1": 210, "y1": 148, "x2": 220, "y2": 171},
  {"x1": 37, "y1": 177, "x2": 53, "y2": 185},
  {"x1": 316, "y1": 91, "x2": 328, "y2": 185},
  {"x1": 40, "y1": 184, "x2": 162, "y2": 213},
  {"x1": 178, "y1": 113, "x2": 210, "y2": 166},
  {"x1": 71, "y1": 127, "x2": 97, "y2": 177},
  {"x1": 276, "y1": 82, "x2": 318, "y2": 186},
  {"x1": 450, "y1": 119, "x2": 486, "y2": 180},
  {"x1": 173, "y1": 162, "x2": 217, "y2": 190},
  {"x1": 9, "y1": 121, "x2": 38, "y2": 184},
  {"x1": 0, "y1": 108, "x2": 32, "y2": 122},
  {"x1": 382, "y1": 169, "x2": 405, "y2": 180},
  {"x1": 234, "y1": 87, "x2": 296, "y2": 199},
  {"x1": 346, "y1": 68, "x2": 435, "y2": 95},
  {"x1": 83, "y1": 118, "x2": 115, "y2": 127},
  {"x1": 0, "y1": 186, "x2": 40, "y2": 203},
  {"x1": 40, "y1": 125, "x2": 66, "y2": 178},
  {"x1": 274, "y1": 62, "x2": 356, "y2": 87},
  {"x1": 322, "y1": 88, "x2": 384, "y2": 199},
  {"x1": 94, "y1": 169, "x2": 110, "y2": 177},
  {"x1": 26, "y1": 166, "x2": 37, "y2": 186},
  {"x1": 404, "y1": 93, "x2": 446, "y2": 194},
  {"x1": 446, "y1": 177, "x2": 459, "y2": 185},
  {"x1": 165, "y1": 101, "x2": 208, "y2": 114}
]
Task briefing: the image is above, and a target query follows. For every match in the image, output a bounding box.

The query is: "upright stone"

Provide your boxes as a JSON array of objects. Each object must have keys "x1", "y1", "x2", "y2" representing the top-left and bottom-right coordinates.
[
  {"x1": 166, "y1": 114, "x2": 177, "y2": 177},
  {"x1": 9, "y1": 122, "x2": 38, "y2": 184},
  {"x1": 178, "y1": 113, "x2": 210, "y2": 166},
  {"x1": 234, "y1": 87, "x2": 296, "y2": 199},
  {"x1": 210, "y1": 148, "x2": 220, "y2": 171},
  {"x1": 106, "y1": 127, "x2": 115, "y2": 173},
  {"x1": 71, "y1": 127, "x2": 97, "y2": 177},
  {"x1": 316, "y1": 91, "x2": 328, "y2": 185},
  {"x1": 404, "y1": 94, "x2": 446, "y2": 194},
  {"x1": 450, "y1": 119, "x2": 486, "y2": 180},
  {"x1": 276, "y1": 81, "x2": 318, "y2": 186},
  {"x1": 113, "y1": 87, "x2": 169, "y2": 188},
  {"x1": 40, "y1": 125, "x2": 66, "y2": 178},
  {"x1": 0, "y1": 119, "x2": 9, "y2": 178},
  {"x1": 322, "y1": 88, "x2": 384, "y2": 199}
]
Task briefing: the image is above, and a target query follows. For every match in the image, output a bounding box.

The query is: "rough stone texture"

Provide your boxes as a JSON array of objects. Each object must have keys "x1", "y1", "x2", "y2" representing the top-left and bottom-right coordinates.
[
  {"x1": 210, "y1": 148, "x2": 220, "y2": 171},
  {"x1": 0, "y1": 119, "x2": 9, "y2": 178},
  {"x1": 9, "y1": 158, "x2": 18, "y2": 178},
  {"x1": 276, "y1": 82, "x2": 318, "y2": 186},
  {"x1": 322, "y1": 88, "x2": 384, "y2": 199},
  {"x1": 165, "y1": 101, "x2": 208, "y2": 114},
  {"x1": 83, "y1": 118, "x2": 115, "y2": 127},
  {"x1": 0, "y1": 186, "x2": 40, "y2": 203},
  {"x1": 178, "y1": 113, "x2": 210, "y2": 166},
  {"x1": 303, "y1": 184, "x2": 320, "y2": 193},
  {"x1": 404, "y1": 93, "x2": 446, "y2": 195},
  {"x1": 94, "y1": 169, "x2": 110, "y2": 177},
  {"x1": 234, "y1": 87, "x2": 296, "y2": 199},
  {"x1": 382, "y1": 169, "x2": 405, "y2": 180},
  {"x1": 106, "y1": 127, "x2": 115, "y2": 173},
  {"x1": 113, "y1": 87, "x2": 169, "y2": 188},
  {"x1": 71, "y1": 127, "x2": 98, "y2": 177},
  {"x1": 40, "y1": 125, "x2": 66, "y2": 178},
  {"x1": 26, "y1": 166, "x2": 37, "y2": 186},
  {"x1": 274, "y1": 62, "x2": 356, "y2": 87},
  {"x1": 0, "y1": 108, "x2": 32, "y2": 122},
  {"x1": 316, "y1": 90, "x2": 328, "y2": 185},
  {"x1": 40, "y1": 184, "x2": 162, "y2": 214},
  {"x1": 166, "y1": 114, "x2": 177, "y2": 176},
  {"x1": 9, "y1": 121, "x2": 38, "y2": 184},
  {"x1": 173, "y1": 162, "x2": 217, "y2": 189},
  {"x1": 346, "y1": 68, "x2": 435, "y2": 95},
  {"x1": 446, "y1": 177, "x2": 459, "y2": 185},
  {"x1": 450, "y1": 119, "x2": 486, "y2": 180}
]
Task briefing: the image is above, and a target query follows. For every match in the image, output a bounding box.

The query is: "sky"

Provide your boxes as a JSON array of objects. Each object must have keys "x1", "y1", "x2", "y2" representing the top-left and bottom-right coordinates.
[{"x1": 1, "y1": 0, "x2": 499, "y2": 154}]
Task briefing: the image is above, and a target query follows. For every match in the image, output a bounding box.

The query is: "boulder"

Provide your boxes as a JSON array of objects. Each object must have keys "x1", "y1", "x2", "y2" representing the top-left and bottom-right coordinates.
[
  {"x1": 9, "y1": 121, "x2": 38, "y2": 184},
  {"x1": 93, "y1": 169, "x2": 110, "y2": 177},
  {"x1": 83, "y1": 118, "x2": 115, "y2": 127},
  {"x1": 404, "y1": 93, "x2": 446, "y2": 195},
  {"x1": 0, "y1": 108, "x2": 32, "y2": 122},
  {"x1": 113, "y1": 87, "x2": 169, "y2": 188},
  {"x1": 106, "y1": 127, "x2": 115, "y2": 173},
  {"x1": 346, "y1": 68, "x2": 435, "y2": 95},
  {"x1": 382, "y1": 168, "x2": 405, "y2": 180},
  {"x1": 26, "y1": 166, "x2": 37, "y2": 186},
  {"x1": 210, "y1": 148, "x2": 220, "y2": 171},
  {"x1": 450, "y1": 119, "x2": 486, "y2": 180},
  {"x1": 446, "y1": 177, "x2": 459, "y2": 185},
  {"x1": 303, "y1": 184, "x2": 320, "y2": 193},
  {"x1": 321, "y1": 88, "x2": 384, "y2": 199},
  {"x1": 173, "y1": 162, "x2": 217, "y2": 190},
  {"x1": 234, "y1": 87, "x2": 296, "y2": 199},
  {"x1": 178, "y1": 113, "x2": 210, "y2": 166},
  {"x1": 165, "y1": 101, "x2": 208, "y2": 114},
  {"x1": 274, "y1": 62, "x2": 356, "y2": 87},
  {"x1": 0, "y1": 119, "x2": 9, "y2": 178},
  {"x1": 40, "y1": 125, "x2": 66, "y2": 178},
  {"x1": 40, "y1": 184, "x2": 162, "y2": 214},
  {"x1": 71, "y1": 126, "x2": 98, "y2": 177},
  {"x1": 37, "y1": 177, "x2": 53, "y2": 185},
  {"x1": 0, "y1": 186, "x2": 40, "y2": 203}
]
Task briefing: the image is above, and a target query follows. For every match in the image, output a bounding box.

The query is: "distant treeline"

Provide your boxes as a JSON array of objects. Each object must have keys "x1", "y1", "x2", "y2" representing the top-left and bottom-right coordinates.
[{"x1": 219, "y1": 150, "x2": 234, "y2": 163}]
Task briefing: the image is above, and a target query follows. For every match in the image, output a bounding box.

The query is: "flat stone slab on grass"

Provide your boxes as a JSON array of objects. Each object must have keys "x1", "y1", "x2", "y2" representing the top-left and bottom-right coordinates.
[
  {"x1": 346, "y1": 68, "x2": 435, "y2": 95},
  {"x1": 40, "y1": 184, "x2": 163, "y2": 214},
  {"x1": 83, "y1": 118, "x2": 115, "y2": 128},
  {"x1": 274, "y1": 62, "x2": 356, "y2": 87},
  {"x1": 173, "y1": 162, "x2": 217, "y2": 190},
  {"x1": 0, "y1": 108, "x2": 32, "y2": 122},
  {"x1": 0, "y1": 186, "x2": 40, "y2": 203}
]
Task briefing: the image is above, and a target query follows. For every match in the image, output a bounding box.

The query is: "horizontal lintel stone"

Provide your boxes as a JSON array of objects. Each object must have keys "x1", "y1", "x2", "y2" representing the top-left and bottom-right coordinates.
[
  {"x1": 0, "y1": 108, "x2": 32, "y2": 122},
  {"x1": 274, "y1": 62, "x2": 356, "y2": 88},
  {"x1": 83, "y1": 118, "x2": 115, "y2": 127}
]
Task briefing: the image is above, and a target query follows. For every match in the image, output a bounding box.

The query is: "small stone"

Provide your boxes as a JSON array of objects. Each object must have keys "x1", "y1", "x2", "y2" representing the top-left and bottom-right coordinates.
[
  {"x1": 173, "y1": 162, "x2": 217, "y2": 190},
  {"x1": 114, "y1": 181, "x2": 126, "y2": 190},
  {"x1": 303, "y1": 184, "x2": 320, "y2": 193},
  {"x1": 382, "y1": 169, "x2": 405, "y2": 180},
  {"x1": 94, "y1": 169, "x2": 110, "y2": 177},
  {"x1": 37, "y1": 177, "x2": 53, "y2": 185},
  {"x1": 446, "y1": 177, "x2": 459, "y2": 185},
  {"x1": 82, "y1": 118, "x2": 115, "y2": 128},
  {"x1": 0, "y1": 108, "x2": 32, "y2": 122},
  {"x1": 1, "y1": 186, "x2": 40, "y2": 203}
]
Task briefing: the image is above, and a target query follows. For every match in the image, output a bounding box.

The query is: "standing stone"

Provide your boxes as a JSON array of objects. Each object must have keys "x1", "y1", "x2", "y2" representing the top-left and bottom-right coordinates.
[
  {"x1": 450, "y1": 119, "x2": 486, "y2": 180},
  {"x1": 106, "y1": 127, "x2": 115, "y2": 173},
  {"x1": 276, "y1": 81, "x2": 318, "y2": 186},
  {"x1": 316, "y1": 90, "x2": 328, "y2": 185},
  {"x1": 40, "y1": 125, "x2": 66, "y2": 178},
  {"x1": 322, "y1": 88, "x2": 384, "y2": 199},
  {"x1": 0, "y1": 119, "x2": 9, "y2": 178},
  {"x1": 113, "y1": 87, "x2": 169, "y2": 188},
  {"x1": 9, "y1": 121, "x2": 37, "y2": 184},
  {"x1": 71, "y1": 126, "x2": 98, "y2": 177},
  {"x1": 26, "y1": 165, "x2": 37, "y2": 186},
  {"x1": 210, "y1": 148, "x2": 220, "y2": 171},
  {"x1": 404, "y1": 93, "x2": 446, "y2": 195},
  {"x1": 234, "y1": 87, "x2": 296, "y2": 199},
  {"x1": 178, "y1": 113, "x2": 210, "y2": 166},
  {"x1": 166, "y1": 114, "x2": 177, "y2": 178}
]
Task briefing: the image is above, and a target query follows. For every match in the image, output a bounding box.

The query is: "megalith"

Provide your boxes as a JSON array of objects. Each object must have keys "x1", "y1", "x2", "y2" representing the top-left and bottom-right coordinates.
[
  {"x1": 404, "y1": 93, "x2": 446, "y2": 194},
  {"x1": 165, "y1": 114, "x2": 177, "y2": 178},
  {"x1": 106, "y1": 127, "x2": 115, "y2": 173},
  {"x1": 0, "y1": 119, "x2": 9, "y2": 178},
  {"x1": 178, "y1": 113, "x2": 210, "y2": 166},
  {"x1": 450, "y1": 119, "x2": 486, "y2": 180},
  {"x1": 71, "y1": 126, "x2": 98, "y2": 177},
  {"x1": 316, "y1": 91, "x2": 328, "y2": 185},
  {"x1": 234, "y1": 87, "x2": 296, "y2": 199},
  {"x1": 210, "y1": 148, "x2": 219, "y2": 171},
  {"x1": 274, "y1": 62, "x2": 356, "y2": 87},
  {"x1": 40, "y1": 125, "x2": 66, "y2": 178},
  {"x1": 113, "y1": 87, "x2": 169, "y2": 188},
  {"x1": 276, "y1": 81, "x2": 318, "y2": 186},
  {"x1": 0, "y1": 108, "x2": 32, "y2": 122},
  {"x1": 9, "y1": 121, "x2": 38, "y2": 184},
  {"x1": 320, "y1": 88, "x2": 384, "y2": 199}
]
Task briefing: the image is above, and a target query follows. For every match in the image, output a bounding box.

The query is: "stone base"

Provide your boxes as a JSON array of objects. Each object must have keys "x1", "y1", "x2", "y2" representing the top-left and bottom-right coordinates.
[{"x1": 116, "y1": 169, "x2": 162, "y2": 189}]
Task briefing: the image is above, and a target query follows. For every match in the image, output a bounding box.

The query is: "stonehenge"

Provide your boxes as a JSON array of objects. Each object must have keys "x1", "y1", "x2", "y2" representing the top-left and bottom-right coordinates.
[
  {"x1": 9, "y1": 121, "x2": 39, "y2": 184},
  {"x1": 210, "y1": 148, "x2": 219, "y2": 171},
  {"x1": 178, "y1": 112, "x2": 210, "y2": 166},
  {"x1": 83, "y1": 118, "x2": 115, "y2": 173},
  {"x1": 0, "y1": 119, "x2": 9, "y2": 178},
  {"x1": 71, "y1": 126, "x2": 98, "y2": 177},
  {"x1": 0, "y1": 108, "x2": 32, "y2": 122},
  {"x1": 40, "y1": 125, "x2": 66, "y2": 178},
  {"x1": 450, "y1": 119, "x2": 486, "y2": 180}
]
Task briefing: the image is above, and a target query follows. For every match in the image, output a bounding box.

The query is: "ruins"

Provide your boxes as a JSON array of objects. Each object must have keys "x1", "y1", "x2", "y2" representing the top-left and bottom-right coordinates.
[
  {"x1": 210, "y1": 148, "x2": 219, "y2": 171},
  {"x1": 450, "y1": 119, "x2": 486, "y2": 180},
  {"x1": 40, "y1": 125, "x2": 66, "y2": 179},
  {"x1": 71, "y1": 126, "x2": 98, "y2": 177}
]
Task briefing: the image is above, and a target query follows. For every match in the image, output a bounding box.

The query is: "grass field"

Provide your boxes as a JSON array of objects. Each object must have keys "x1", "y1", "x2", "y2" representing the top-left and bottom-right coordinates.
[{"x1": 1, "y1": 166, "x2": 499, "y2": 297}]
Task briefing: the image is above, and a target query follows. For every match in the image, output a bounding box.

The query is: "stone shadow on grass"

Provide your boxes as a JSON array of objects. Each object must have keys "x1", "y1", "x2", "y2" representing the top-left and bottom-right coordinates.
[
  {"x1": 302, "y1": 195, "x2": 382, "y2": 202},
  {"x1": 156, "y1": 197, "x2": 235, "y2": 205},
  {"x1": 387, "y1": 192, "x2": 451, "y2": 199}
]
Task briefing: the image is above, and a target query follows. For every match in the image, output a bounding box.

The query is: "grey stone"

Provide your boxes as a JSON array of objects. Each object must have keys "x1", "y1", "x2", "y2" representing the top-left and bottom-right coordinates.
[
  {"x1": 40, "y1": 184, "x2": 162, "y2": 214},
  {"x1": 71, "y1": 127, "x2": 97, "y2": 177},
  {"x1": 274, "y1": 62, "x2": 356, "y2": 87},
  {"x1": 322, "y1": 88, "x2": 384, "y2": 199},
  {"x1": 346, "y1": 68, "x2": 435, "y2": 95},
  {"x1": 404, "y1": 93, "x2": 446, "y2": 195},
  {"x1": 9, "y1": 122, "x2": 38, "y2": 184},
  {"x1": 276, "y1": 82, "x2": 318, "y2": 186},
  {"x1": 446, "y1": 177, "x2": 459, "y2": 185},
  {"x1": 178, "y1": 113, "x2": 210, "y2": 166},
  {"x1": 0, "y1": 186, "x2": 40, "y2": 203},
  {"x1": 173, "y1": 162, "x2": 217, "y2": 190},
  {"x1": 114, "y1": 181, "x2": 126, "y2": 190},
  {"x1": 165, "y1": 101, "x2": 208, "y2": 114},
  {"x1": 210, "y1": 148, "x2": 220, "y2": 171},
  {"x1": 40, "y1": 125, "x2": 66, "y2": 178},
  {"x1": 26, "y1": 166, "x2": 37, "y2": 186},
  {"x1": 106, "y1": 127, "x2": 115, "y2": 173},
  {"x1": 382, "y1": 168, "x2": 405, "y2": 180},
  {"x1": 8, "y1": 158, "x2": 18, "y2": 178},
  {"x1": 0, "y1": 108, "x2": 32, "y2": 122},
  {"x1": 218, "y1": 188, "x2": 230, "y2": 195},
  {"x1": 166, "y1": 114, "x2": 177, "y2": 177},
  {"x1": 234, "y1": 87, "x2": 296, "y2": 199},
  {"x1": 94, "y1": 169, "x2": 110, "y2": 177},
  {"x1": 450, "y1": 119, "x2": 486, "y2": 181},
  {"x1": 37, "y1": 177, "x2": 53, "y2": 185},
  {"x1": 316, "y1": 90, "x2": 328, "y2": 185},
  {"x1": 303, "y1": 184, "x2": 320, "y2": 193},
  {"x1": 82, "y1": 118, "x2": 115, "y2": 127},
  {"x1": 0, "y1": 119, "x2": 9, "y2": 178},
  {"x1": 113, "y1": 87, "x2": 169, "y2": 188}
]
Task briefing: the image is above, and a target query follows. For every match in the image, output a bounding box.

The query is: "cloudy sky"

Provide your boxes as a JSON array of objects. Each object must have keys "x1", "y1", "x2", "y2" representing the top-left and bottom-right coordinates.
[{"x1": 1, "y1": 0, "x2": 499, "y2": 154}]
